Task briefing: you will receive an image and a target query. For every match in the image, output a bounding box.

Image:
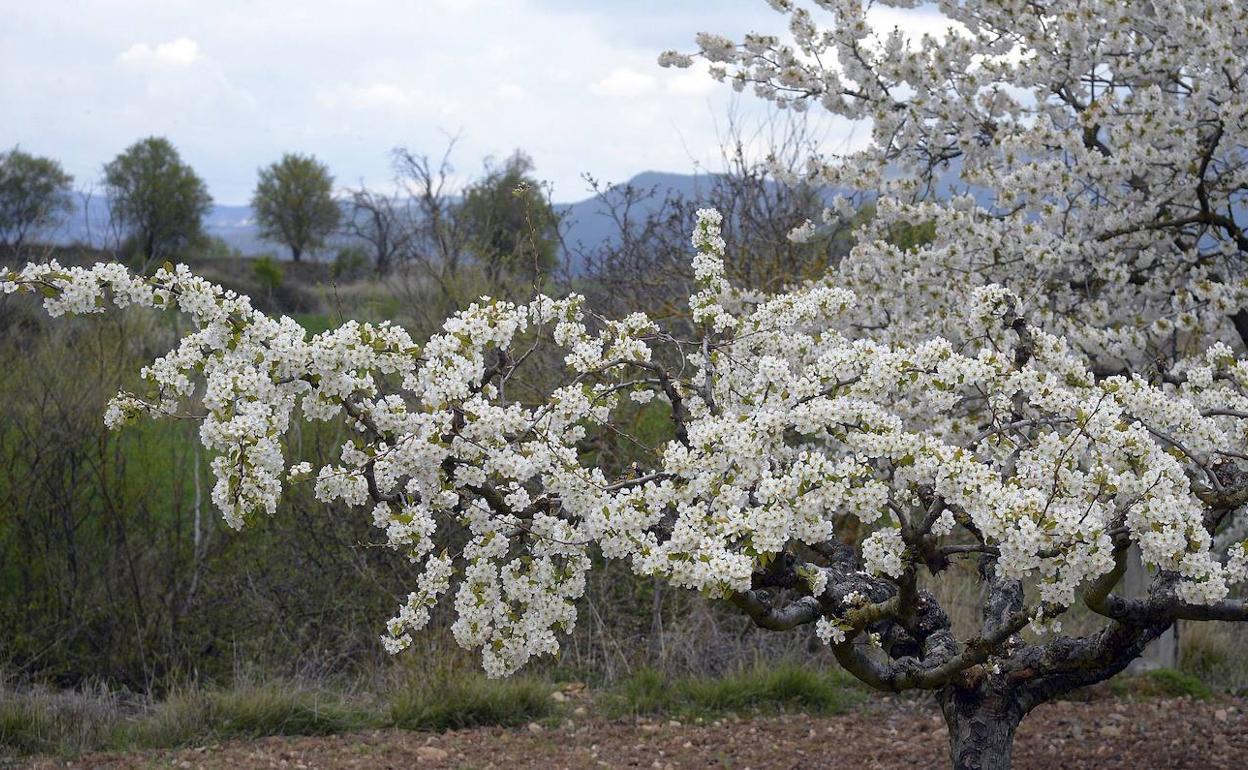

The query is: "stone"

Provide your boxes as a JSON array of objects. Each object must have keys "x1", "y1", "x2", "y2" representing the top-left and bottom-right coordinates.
[{"x1": 416, "y1": 746, "x2": 449, "y2": 762}]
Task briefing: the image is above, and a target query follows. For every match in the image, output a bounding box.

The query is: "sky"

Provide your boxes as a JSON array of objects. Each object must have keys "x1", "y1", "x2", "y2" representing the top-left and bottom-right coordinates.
[{"x1": 1, "y1": 0, "x2": 948, "y2": 205}]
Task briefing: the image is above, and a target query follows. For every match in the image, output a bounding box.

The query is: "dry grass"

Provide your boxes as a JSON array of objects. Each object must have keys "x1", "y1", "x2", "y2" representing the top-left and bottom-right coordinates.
[{"x1": 0, "y1": 676, "x2": 377, "y2": 760}]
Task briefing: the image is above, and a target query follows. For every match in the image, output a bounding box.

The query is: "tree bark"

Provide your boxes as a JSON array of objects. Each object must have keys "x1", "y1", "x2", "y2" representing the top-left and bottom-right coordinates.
[
  {"x1": 1123, "y1": 545, "x2": 1177, "y2": 671},
  {"x1": 939, "y1": 686, "x2": 1024, "y2": 770}
]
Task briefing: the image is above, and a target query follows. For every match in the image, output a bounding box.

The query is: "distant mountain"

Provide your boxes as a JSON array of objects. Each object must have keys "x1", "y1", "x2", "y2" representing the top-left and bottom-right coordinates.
[
  {"x1": 49, "y1": 173, "x2": 724, "y2": 267},
  {"x1": 44, "y1": 163, "x2": 975, "y2": 272},
  {"x1": 49, "y1": 196, "x2": 267, "y2": 255},
  {"x1": 554, "y1": 171, "x2": 725, "y2": 269}
]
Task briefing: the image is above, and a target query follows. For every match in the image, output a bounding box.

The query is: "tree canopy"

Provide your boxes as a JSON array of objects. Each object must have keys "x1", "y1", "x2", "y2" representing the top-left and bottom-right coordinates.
[
  {"x1": 251, "y1": 153, "x2": 340, "y2": 262},
  {"x1": 458, "y1": 151, "x2": 559, "y2": 282},
  {"x1": 0, "y1": 147, "x2": 74, "y2": 255},
  {"x1": 103, "y1": 137, "x2": 212, "y2": 265}
]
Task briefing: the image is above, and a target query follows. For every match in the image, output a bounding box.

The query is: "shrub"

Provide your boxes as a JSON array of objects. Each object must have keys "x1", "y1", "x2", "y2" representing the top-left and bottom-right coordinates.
[
  {"x1": 292, "y1": 312, "x2": 335, "y2": 336},
  {"x1": 252, "y1": 255, "x2": 284, "y2": 293},
  {"x1": 605, "y1": 663, "x2": 863, "y2": 719},
  {"x1": 1110, "y1": 668, "x2": 1213, "y2": 700},
  {"x1": 0, "y1": 684, "x2": 128, "y2": 758},
  {"x1": 333, "y1": 245, "x2": 370, "y2": 279},
  {"x1": 389, "y1": 674, "x2": 554, "y2": 731},
  {"x1": 0, "y1": 699, "x2": 55, "y2": 755},
  {"x1": 118, "y1": 685, "x2": 370, "y2": 749},
  {"x1": 1180, "y1": 622, "x2": 1241, "y2": 687}
]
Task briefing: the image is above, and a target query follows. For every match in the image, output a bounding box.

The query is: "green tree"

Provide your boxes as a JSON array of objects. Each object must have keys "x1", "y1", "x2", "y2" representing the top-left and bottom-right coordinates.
[
  {"x1": 458, "y1": 151, "x2": 558, "y2": 282},
  {"x1": 0, "y1": 147, "x2": 74, "y2": 255},
  {"x1": 251, "y1": 153, "x2": 340, "y2": 262},
  {"x1": 103, "y1": 137, "x2": 212, "y2": 264}
]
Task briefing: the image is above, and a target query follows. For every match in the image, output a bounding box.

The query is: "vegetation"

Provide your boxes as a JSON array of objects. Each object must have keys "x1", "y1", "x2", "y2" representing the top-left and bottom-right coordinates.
[
  {"x1": 458, "y1": 150, "x2": 558, "y2": 282},
  {"x1": 0, "y1": 680, "x2": 372, "y2": 758},
  {"x1": 252, "y1": 254, "x2": 284, "y2": 293},
  {"x1": 103, "y1": 137, "x2": 212, "y2": 267},
  {"x1": 1109, "y1": 669, "x2": 1214, "y2": 701},
  {"x1": 251, "y1": 153, "x2": 340, "y2": 262},
  {"x1": 388, "y1": 673, "x2": 555, "y2": 731},
  {"x1": 603, "y1": 663, "x2": 864, "y2": 719},
  {"x1": 11, "y1": 656, "x2": 1235, "y2": 761},
  {"x1": 344, "y1": 187, "x2": 408, "y2": 276},
  {"x1": 0, "y1": 661, "x2": 857, "y2": 760},
  {"x1": 0, "y1": 147, "x2": 74, "y2": 256}
]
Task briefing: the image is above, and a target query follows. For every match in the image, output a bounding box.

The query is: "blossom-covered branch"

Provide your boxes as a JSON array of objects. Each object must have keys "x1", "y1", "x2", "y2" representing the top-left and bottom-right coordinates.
[{"x1": 6, "y1": 204, "x2": 1248, "y2": 684}]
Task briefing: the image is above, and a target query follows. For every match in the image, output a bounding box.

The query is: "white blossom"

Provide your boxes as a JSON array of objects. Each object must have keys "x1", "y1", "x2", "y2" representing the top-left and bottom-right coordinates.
[{"x1": 7, "y1": 0, "x2": 1248, "y2": 679}]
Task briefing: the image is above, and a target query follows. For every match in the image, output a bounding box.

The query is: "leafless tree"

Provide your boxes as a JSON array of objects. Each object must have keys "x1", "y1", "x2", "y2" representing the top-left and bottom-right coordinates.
[
  {"x1": 342, "y1": 186, "x2": 411, "y2": 276},
  {"x1": 578, "y1": 109, "x2": 863, "y2": 322},
  {"x1": 392, "y1": 143, "x2": 470, "y2": 278}
]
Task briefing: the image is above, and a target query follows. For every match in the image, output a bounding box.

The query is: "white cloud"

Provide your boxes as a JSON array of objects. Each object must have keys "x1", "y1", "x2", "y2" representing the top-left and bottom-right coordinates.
[
  {"x1": 10, "y1": 0, "x2": 933, "y2": 202},
  {"x1": 665, "y1": 62, "x2": 718, "y2": 96},
  {"x1": 117, "y1": 36, "x2": 202, "y2": 68},
  {"x1": 591, "y1": 67, "x2": 656, "y2": 97},
  {"x1": 341, "y1": 83, "x2": 416, "y2": 112},
  {"x1": 495, "y1": 83, "x2": 526, "y2": 102}
]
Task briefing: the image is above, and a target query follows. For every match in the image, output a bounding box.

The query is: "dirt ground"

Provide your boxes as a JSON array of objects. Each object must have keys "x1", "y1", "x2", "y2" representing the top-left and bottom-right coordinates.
[{"x1": 20, "y1": 697, "x2": 1246, "y2": 769}]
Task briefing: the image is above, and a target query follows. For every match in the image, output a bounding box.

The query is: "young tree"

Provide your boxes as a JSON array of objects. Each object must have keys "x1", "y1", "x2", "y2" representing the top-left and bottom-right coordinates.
[
  {"x1": 5, "y1": 3, "x2": 1248, "y2": 768},
  {"x1": 103, "y1": 137, "x2": 212, "y2": 265},
  {"x1": 0, "y1": 147, "x2": 74, "y2": 255},
  {"x1": 251, "y1": 153, "x2": 340, "y2": 262},
  {"x1": 458, "y1": 151, "x2": 559, "y2": 283}
]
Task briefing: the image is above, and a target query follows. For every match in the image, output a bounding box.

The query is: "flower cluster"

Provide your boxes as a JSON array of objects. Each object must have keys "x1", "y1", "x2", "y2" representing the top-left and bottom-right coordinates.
[
  {"x1": 675, "y1": 0, "x2": 1248, "y2": 368},
  {"x1": 5, "y1": 1, "x2": 1248, "y2": 679},
  {"x1": 8, "y1": 195, "x2": 1248, "y2": 675}
]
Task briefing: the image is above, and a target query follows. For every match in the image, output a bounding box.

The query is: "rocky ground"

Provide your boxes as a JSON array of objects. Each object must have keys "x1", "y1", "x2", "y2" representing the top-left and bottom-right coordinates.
[{"x1": 19, "y1": 697, "x2": 1246, "y2": 769}]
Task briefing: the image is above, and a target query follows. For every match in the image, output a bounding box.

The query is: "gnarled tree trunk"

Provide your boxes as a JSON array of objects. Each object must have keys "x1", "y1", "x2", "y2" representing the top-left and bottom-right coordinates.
[
  {"x1": 932, "y1": 614, "x2": 1174, "y2": 768},
  {"x1": 939, "y1": 684, "x2": 1024, "y2": 770}
]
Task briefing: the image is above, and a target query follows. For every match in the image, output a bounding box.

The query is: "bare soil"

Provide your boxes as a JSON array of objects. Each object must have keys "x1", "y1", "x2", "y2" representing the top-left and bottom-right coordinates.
[{"x1": 21, "y1": 697, "x2": 1246, "y2": 769}]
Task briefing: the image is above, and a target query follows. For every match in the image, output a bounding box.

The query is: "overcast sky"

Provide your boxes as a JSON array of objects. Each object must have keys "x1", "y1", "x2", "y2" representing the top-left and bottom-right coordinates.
[{"x1": 1, "y1": 0, "x2": 946, "y2": 205}]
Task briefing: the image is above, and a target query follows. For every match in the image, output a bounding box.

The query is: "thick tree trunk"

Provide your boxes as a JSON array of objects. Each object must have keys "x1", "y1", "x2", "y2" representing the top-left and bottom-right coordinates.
[
  {"x1": 1123, "y1": 545, "x2": 1177, "y2": 671},
  {"x1": 939, "y1": 687, "x2": 1024, "y2": 770}
]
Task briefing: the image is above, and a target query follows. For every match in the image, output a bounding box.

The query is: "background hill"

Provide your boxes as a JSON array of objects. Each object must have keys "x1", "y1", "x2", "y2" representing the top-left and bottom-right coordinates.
[{"x1": 45, "y1": 172, "x2": 715, "y2": 265}]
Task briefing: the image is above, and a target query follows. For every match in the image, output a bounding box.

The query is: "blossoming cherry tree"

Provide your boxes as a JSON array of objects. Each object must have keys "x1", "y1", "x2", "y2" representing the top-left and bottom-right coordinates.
[{"x1": 5, "y1": 1, "x2": 1248, "y2": 767}]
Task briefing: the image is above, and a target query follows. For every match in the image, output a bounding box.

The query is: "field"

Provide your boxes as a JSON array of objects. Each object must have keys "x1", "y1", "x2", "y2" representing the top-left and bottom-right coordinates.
[
  {"x1": 14, "y1": 695, "x2": 1247, "y2": 769},
  {"x1": 3, "y1": 666, "x2": 1243, "y2": 768}
]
